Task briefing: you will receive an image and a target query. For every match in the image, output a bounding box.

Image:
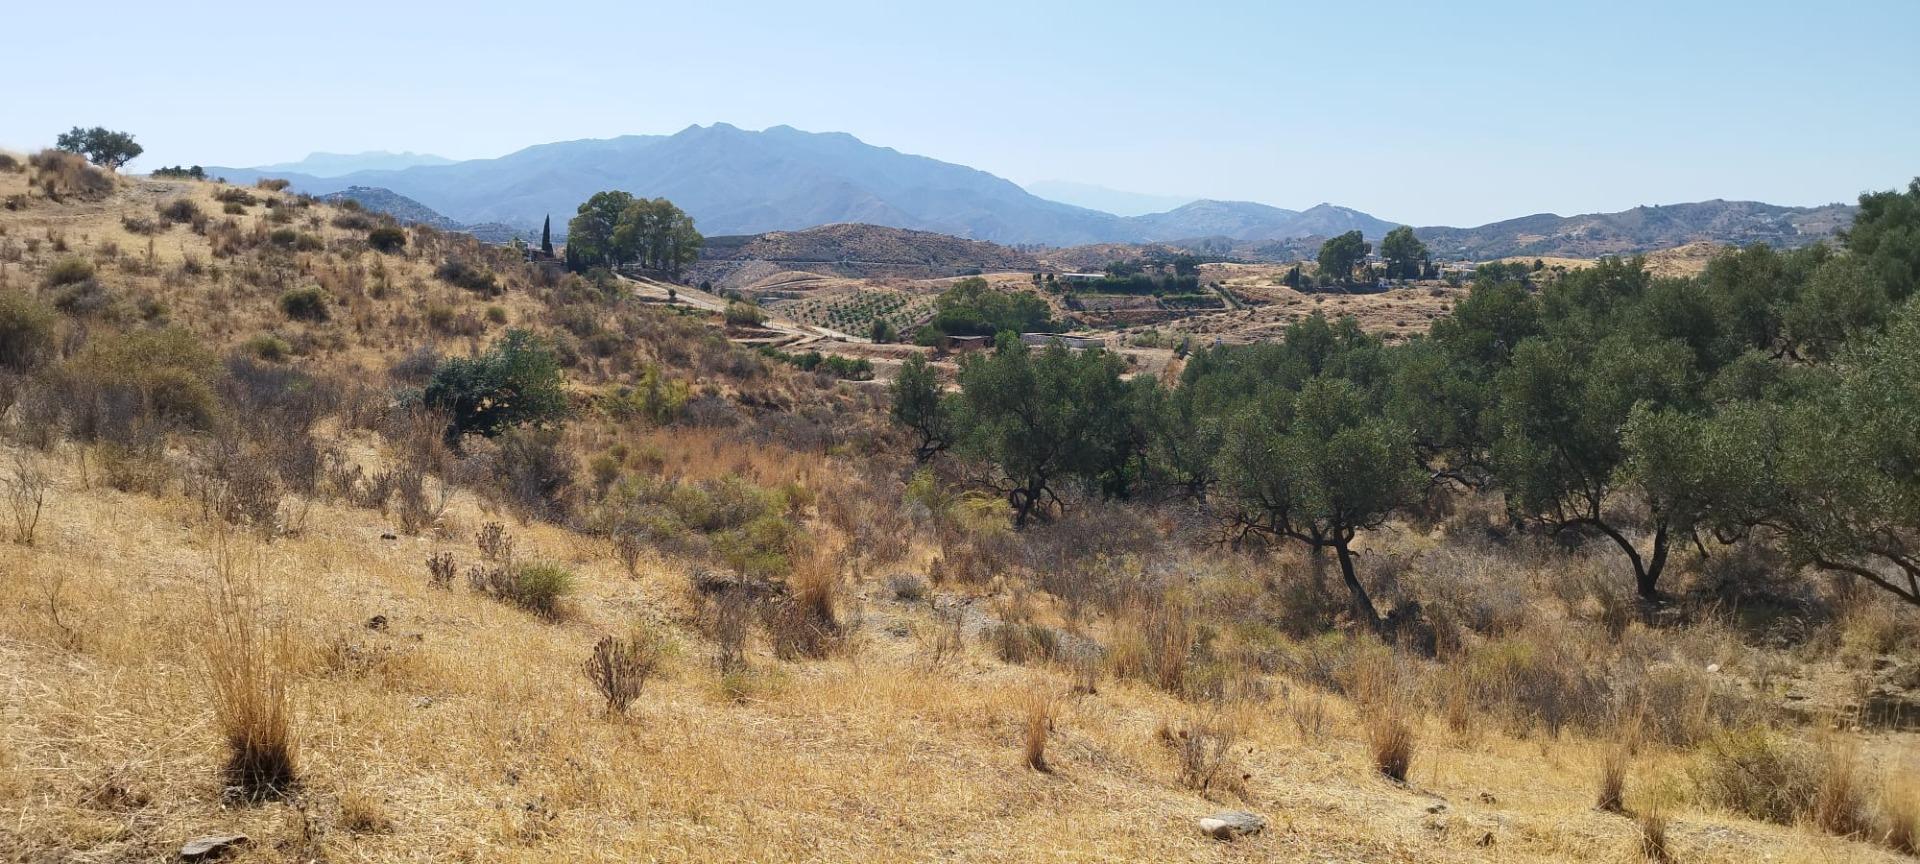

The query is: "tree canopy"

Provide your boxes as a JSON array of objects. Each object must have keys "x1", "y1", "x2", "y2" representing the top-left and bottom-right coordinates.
[
  {"x1": 55, "y1": 126, "x2": 142, "y2": 170},
  {"x1": 565, "y1": 193, "x2": 702, "y2": 276},
  {"x1": 1317, "y1": 231, "x2": 1371, "y2": 286}
]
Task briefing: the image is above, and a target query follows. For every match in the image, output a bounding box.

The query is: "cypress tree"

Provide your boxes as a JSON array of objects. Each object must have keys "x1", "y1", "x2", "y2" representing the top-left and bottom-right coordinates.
[{"x1": 540, "y1": 215, "x2": 553, "y2": 257}]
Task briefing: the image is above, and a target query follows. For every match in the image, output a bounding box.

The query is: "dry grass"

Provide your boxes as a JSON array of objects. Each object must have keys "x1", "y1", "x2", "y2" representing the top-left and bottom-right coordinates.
[
  {"x1": 1639, "y1": 805, "x2": 1673, "y2": 862},
  {"x1": 201, "y1": 540, "x2": 298, "y2": 799},
  {"x1": 1020, "y1": 689, "x2": 1055, "y2": 772}
]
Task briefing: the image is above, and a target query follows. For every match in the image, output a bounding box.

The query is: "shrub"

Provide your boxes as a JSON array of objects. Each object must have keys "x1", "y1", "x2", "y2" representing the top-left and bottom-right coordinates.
[
  {"x1": 62, "y1": 327, "x2": 222, "y2": 438},
  {"x1": 244, "y1": 333, "x2": 292, "y2": 362},
  {"x1": 1160, "y1": 711, "x2": 1249, "y2": 798},
  {"x1": 1811, "y1": 742, "x2": 1870, "y2": 839},
  {"x1": 470, "y1": 560, "x2": 574, "y2": 617},
  {"x1": 435, "y1": 258, "x2": 500, "y2": 295},
  {"x1": 121, "y1": 215, "x2": 161, "y2": 235},
  {"x1": 255, "y1": 178, "x2": 291, "y2": 192},
  {"x1": 724, "y1": 301, "x2": 767, "y2": 328},
  {"x1": 277, "y1": 287, "x2": 331, "y2": 322},
  {"x1": 583, "y1": 631, "x2": 664, "y2": 716},
  {"x1": 0, "y1": 290, "x2": 57, "y2": 372},
  {"x1": 215, "y1": 188, "x2": 258, "y2": 206},
  {"x1": 424, "y1": 329, "x2": 568, "y2": 438},
  {"x1": 331, "y1": 211, "x2": 376, "y2": 231},
  {"x1": 426, "y1": 552, "x2": 456, "y2": 590},
  {"x1": 42, "y1": 256, "x2": 94, "y2": 287},
  {"x1": 268, "y1": 228, "x2": 299, "y2": 247},
  {"x1": 158, "y1": 198, "x2": 201, "y2": 225},
  {"x1": 29, "y1": 150, "x2": 113, "y2": 200},
  {"x1": 491, "y1": 426, "x2": 578, "y2": 522},
  {"x1": 367, "y1": 227, "x2": 406, "y2": 254},
  {"x1": 1691, "y1": 727, "x2": 1819, "y2": 825}
]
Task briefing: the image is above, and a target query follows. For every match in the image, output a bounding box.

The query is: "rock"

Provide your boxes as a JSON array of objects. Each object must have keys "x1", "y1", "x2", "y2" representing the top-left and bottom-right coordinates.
[
  {"x1": 180, "y1": 834, "x2": 248, "y2": 860},
  {"x1": 366, "y1": 615, "x2": 388, "y2": 631},
  {"x1": 1706, "y1": 663, "x2": 1721, "y2": 674},
  {"x1": 1426, "y1": 802, "x2": 1448, "y2": 814},
  {"x1": 1198, "y1": 810, "x2": 1266, "y2": 840},
  {"x1": 380, "y1": 532, "x2": 398, "y2": 540}
]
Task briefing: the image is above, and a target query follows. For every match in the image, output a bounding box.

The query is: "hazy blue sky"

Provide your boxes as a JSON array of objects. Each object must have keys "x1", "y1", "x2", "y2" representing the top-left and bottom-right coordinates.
[{"x1": 5, "y1": 0, "x2": 1915, "y2": 225}]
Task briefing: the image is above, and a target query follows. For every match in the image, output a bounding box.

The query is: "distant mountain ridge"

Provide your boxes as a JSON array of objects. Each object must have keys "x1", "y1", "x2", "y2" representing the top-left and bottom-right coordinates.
[
  {"x1": 208, "y1": 124, "x2": 1853, "y2": 257},
  {"x1": 316, "y1": 186, "x2": 528, "y2": 245},
  {"x1": 1024, "y1": 180, "x2": 1196, "y2": 217},
  {"x1": 251, "y1": 151, "x2": 454, "y2": 177}
]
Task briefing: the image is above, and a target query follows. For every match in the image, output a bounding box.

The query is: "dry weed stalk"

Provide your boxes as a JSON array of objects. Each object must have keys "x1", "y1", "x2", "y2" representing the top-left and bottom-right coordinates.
[
  {"x1": 1598, "y1": 703, "x2": 1645, "y2": 813},
  {"x1": 4, "y1": 451, "x2": 50, "y2": 545},
  {"x1": 584, "y1": 632, "x2": 664, "y2": 716},
  {"x1": 1638, "y1": 805, "x2": 1672, "y2": 862},
  {"x1": 1355, "y1": 651, "x2": 1417, "y2": 783}
]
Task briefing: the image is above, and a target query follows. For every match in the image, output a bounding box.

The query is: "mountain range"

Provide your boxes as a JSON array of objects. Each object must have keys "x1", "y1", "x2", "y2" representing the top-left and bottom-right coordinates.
[{"x1": 208, "y1": 124, "x2": 1853, "y2": 258}]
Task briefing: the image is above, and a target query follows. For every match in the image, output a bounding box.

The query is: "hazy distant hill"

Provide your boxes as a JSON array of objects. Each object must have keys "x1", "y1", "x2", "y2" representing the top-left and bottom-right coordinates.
[
  {"x1": 1025, "y1": 180, "x2": 1195, "y2": 217},
  {"x1": 1415, "y1": 200, "x2": 1854, "y2": 259},
  {"x1": 316, "y1": 186, "x2": 530, "y2": 244},
  {"x1": 250, "y1": 151, "x2": 455, "y2": 178},
  {"x1": 211, "y1": 125, "x2": 1852, "y2": 258}
]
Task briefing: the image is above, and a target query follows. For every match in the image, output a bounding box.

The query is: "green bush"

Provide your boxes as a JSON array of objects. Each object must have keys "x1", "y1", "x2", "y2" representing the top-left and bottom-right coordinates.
[
  {"x1": 0, "y1": 289, "x2": 58, "y2": 371},
  {"x1": 435, "y1": 258, "x2": 500, "y2": 295},
  {"x1": 277, "y1": 287, "x2": 330, "y2": 321},
  {"x1": 471, "y1": 561, "x2": 574, "y2": 617},
  {"x1": 43, "y1": 256, "x2": 94, "y2": 287},
  {"x1": 157, "y1": 199, "x2": 201, "y2": 224},
  {"x1": 724, "y1": 301, "x2": 766, "y2": 328},
  {"x1": 245, "y1": 333, "x2": 292, "y2": 361},
  {"x1": 424, "y1": 328, "x2": 568, "y2": 438},
  {"x1": 367, "y1": 227, "x2": 406, "y2": 254}
]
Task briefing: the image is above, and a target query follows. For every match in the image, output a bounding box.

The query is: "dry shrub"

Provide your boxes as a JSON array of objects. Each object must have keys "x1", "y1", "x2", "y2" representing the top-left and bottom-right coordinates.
[
  {"x1": 476, "y1": 521, "x2": 514, "y2": 562},
  {"x1": 1159, "y1": 709, "x2": 1250, "y2": 798},
  {"x1": 202, "y1": 545, "x2": 297, "y2": 798},
  {"x1": 1690, "y1": 726, "x2": 1818, "y2": 825},
  {"x1": 1287, "y1": 686, "x2": 1330, "y2": 741},
  {"x1": 338, "y1": 789, "x2": 393, "y2": 834},
  {"x1": 29, "y1": 150, "x2": 113, "y2": 200},
  {"x1": 1021, "y1": 690, "x2": 1055, "y2": 772},
  {"x1": 425, "y1": 552, "x2": 456, "y2": 590},
  {"x1": 921, "y1": 602, "x2": 966, "y2": 669},
  {"x1": 4, "y1": 452, "x2": 51, "y2": 545},
  {"x1": 1107, "y1": 586, "x2": 1199, "y2": 696},
  {"x1": 767, "y1": 541, "x2": 852, "y2": 660},
  {"x1": 583, "y1": 630, "x2": 664, "y2": 716}
]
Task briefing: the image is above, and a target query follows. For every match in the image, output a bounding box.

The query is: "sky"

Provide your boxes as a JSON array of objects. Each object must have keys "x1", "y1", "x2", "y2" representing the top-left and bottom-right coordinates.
[{"x1": 4, "y1": 0, "x2": 1916, "y2": 226}]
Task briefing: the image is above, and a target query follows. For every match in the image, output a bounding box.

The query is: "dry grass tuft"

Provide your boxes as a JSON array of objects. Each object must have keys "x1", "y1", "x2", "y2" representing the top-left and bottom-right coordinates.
[
  {"x1": 1883, "y1": 783, "x2": 1918, "y2": 855},
  {"x1": 1160, "y1": 710, "x2": 1250, "y2": 798},
  {"x1": 1021, "y1": 690, "x2": 1056, "y2": 772},
  {"x1": 202, "y1": 543, "x2": 298, "y2": 799},
  {"x1": 1598, "y1": 705, "x2": 1644, "y2": 813},
  {"x1": 1810, "y1": 739, "x2": 1870, "y2": 839},
  {"x1": 1354, "y1": 651, "x2": 1417, "y2": 783},
  {"x1": 1639, "y1": 805, "x2": 1673, "y2": 862}
]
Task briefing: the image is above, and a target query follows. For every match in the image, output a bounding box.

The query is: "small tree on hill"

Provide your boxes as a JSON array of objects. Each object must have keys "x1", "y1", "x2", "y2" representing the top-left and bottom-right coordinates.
[
  {"x1": 540, "y1": 215, "x2": 553, "y2": 257},
  {"x1": 891, "y1": 354, "x2": 951, "y2": 462},
  {"x1": 55, "y1": 126, "x2": 143, "y2": 171}
]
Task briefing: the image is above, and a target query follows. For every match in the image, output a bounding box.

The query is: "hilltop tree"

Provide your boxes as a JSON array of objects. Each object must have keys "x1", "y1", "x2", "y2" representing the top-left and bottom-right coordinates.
[
  {"x1": 614, "y1": 197, "x2": 703, "y2": 276},
  {"x1": 1317, "y1": 230, "x2": 1370, "y2": 287},
  {"x1": 55, "y1": 126, "x2": 142, "y2": 171},
  {"x1": 1380, "y1": 226, "x2": 1430, "y2": 281},
  {"x1": 540, "y1": 215, "x2": 553, "y2": 257},
  {"x1": 566, "y1": 191, "x2": 634, "y2": 270}
]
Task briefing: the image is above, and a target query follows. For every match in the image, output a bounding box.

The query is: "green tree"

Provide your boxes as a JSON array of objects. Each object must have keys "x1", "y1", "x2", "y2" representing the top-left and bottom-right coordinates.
[
  {"x1": 928, "y1": 277, "x2": 1054, "y2": 337},
  {"x1": 952, "y1": 335, "x2": 1131, "y2": 526},
  {"x1": 869, "y1": 317, "x2": 899, "y2": 343},
  {"x1": 55, "y1": 126, "x2": 142, "y2": 170},
  {"x1": 424, "y1": 329, "x2": 570, "y2": 440},
  {"x1": 1213, "y1": 375, "x2": 1423, "y2": 632},
  {"x1": 566, "y1": 191, "x2": 633, "y2": 270},
  {"x1": 1317, "y1": 230, "x2": 1370, "y2": 287},
  {"x1": 1379, "y1": 226, "x2": 1430, "y2": 281},
  {"x1": 891, "y1": 354, "x2": 951, "y2": 462},
  {"x1": 540, "y1": 215, "x2": 553, "y2": 257},
  {"x1": 1841, "y1": 177, "x2": 1920, "y2": 303}
]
